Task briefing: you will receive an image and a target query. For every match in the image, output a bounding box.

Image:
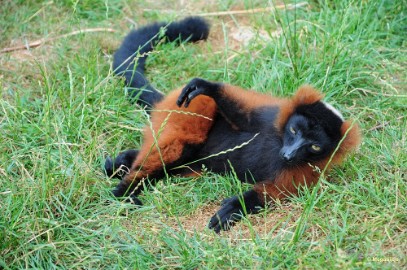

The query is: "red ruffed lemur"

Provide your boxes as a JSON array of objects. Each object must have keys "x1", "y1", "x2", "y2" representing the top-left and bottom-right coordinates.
[{"x1": 105, "y1": 17, "x2": 361, "y2": 233}]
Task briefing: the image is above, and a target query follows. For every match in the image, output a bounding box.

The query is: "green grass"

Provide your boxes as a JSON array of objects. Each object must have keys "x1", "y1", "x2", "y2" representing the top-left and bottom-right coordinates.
[{"x1": 1, "y1": 0, "x2": 406, "y2": 269}]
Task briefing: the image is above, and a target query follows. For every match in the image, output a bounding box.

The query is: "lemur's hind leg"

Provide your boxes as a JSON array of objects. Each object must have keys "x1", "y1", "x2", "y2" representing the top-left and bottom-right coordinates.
[
  {"x1": 112, "y1": 89, "x2": 217, "y2": 204},
  {"x1": 105, "y1": 149, "x2": 139, "y2": 180}
]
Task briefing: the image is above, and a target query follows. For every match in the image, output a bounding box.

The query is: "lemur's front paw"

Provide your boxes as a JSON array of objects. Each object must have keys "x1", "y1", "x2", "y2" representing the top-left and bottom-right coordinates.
[
  {"x1": 208, "y1": 190, "x2": 264, "y2": 233},
  {"x1": 208, "y1": 196, "x2": 244, "y2": 233},
  {"x1": 177, "y1": 78, "x2": 217, "y2": 108},
  {"x1": 112, "y1": 183, "x2": 143, "y2": 205}
]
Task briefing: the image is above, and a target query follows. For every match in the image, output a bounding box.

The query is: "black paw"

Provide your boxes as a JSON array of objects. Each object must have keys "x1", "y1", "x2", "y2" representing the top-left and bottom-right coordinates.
[
  {"x1": 208, "y1": 196, "x2": 244, "y2": 233},
  {"x1": 176, "y1": 78, "x2": 218, "y2": 108},
  {"x1": 104, "y1": 149, "x2": 138, "y2": 179},
  {"x1": 104, "y1": 156, "x2": 116, "y2": 178},
  {"x1": 112, "y1": 184, "x2": 143, "y2": 205},
  {"x1": 124, "y1": 194, "x2": 143, "y2": 206},
  {"x1": 208, "y1": 190, "x2": 264, "y2": 233}
]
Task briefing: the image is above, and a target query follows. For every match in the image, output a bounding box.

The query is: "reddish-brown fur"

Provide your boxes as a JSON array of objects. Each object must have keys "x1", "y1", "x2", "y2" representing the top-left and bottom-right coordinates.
[
  {"x1": 219, "y1": 84, "x2": 285, "y2": 110},
  {"x1": 123, "y1": 89, "x2": 217, "y2": 185},
  {"x1": 218, "y1": 84, "x2": 325, "y2": 132},
  {"x1": 123, "y1": 84, "x2": 360, "y2": 205},
  {"x1": 218, "y1": 84, "x2": 289, "y2": 128}
]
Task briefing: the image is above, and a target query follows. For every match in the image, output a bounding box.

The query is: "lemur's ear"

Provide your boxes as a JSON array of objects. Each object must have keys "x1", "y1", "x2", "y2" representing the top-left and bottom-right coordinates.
[{"x1": 292, "y1": 85, "x2": 324, "y2": 106}]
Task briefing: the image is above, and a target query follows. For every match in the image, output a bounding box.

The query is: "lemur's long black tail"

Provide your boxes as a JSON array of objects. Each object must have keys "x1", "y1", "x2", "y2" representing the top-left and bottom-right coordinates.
[{"x1": 113, "y1": 16, "x2": 210, "y2": 108}]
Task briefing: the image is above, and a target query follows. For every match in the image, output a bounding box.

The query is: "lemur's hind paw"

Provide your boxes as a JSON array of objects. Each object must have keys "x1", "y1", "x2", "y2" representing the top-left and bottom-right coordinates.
[{"x1": 104, "y1": 149, "x2": 139, "y2": 179}]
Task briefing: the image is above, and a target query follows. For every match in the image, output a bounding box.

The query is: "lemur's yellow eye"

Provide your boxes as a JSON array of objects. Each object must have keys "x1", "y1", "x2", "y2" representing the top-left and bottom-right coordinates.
[
  {"x1": 289, "y1": 126, "x2": 296, "y2": 134},
  {"x1": 311, "y1": 145, "x2": 321, "y2": 151}
]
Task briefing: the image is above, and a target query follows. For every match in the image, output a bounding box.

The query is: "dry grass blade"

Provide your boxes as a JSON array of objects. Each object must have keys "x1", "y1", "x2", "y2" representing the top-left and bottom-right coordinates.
[{"x1": 0, "y1": 28, "x2": 117, "y2": 53}]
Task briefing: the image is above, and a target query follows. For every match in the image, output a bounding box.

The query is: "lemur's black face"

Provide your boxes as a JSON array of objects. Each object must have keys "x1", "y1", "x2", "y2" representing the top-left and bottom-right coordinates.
[{"x1": 280, "y1": 114, "x2": 337, "y2": 164}]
